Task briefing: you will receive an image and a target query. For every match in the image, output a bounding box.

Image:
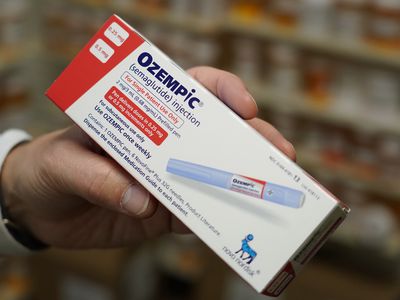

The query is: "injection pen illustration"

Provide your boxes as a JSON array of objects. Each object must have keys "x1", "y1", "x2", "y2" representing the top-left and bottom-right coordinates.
[{"x1": 166, "y1": 159, "x2": 305, "y2": 208}]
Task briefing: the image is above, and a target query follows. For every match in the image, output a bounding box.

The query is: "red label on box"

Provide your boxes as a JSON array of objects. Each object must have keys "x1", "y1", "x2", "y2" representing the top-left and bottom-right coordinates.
[
  {"x1": 105, "y1": 87, "x2": 168, "y2": 146},
  {"x1": 46, "y1": 15, "x2": 144, "y2": 111}
]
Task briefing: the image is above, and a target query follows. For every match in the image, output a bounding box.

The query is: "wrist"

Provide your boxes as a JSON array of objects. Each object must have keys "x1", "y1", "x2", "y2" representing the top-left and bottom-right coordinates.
[
  {"x1": 1, "y1": 142, "x2": 29, "y2": 230},
  {"x1": 0, "y1": 131, "x2": 49, "y2": 253}
]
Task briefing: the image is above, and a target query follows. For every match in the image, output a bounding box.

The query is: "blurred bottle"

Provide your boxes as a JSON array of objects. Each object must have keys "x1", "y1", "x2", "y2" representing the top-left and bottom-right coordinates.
[
  {"x1": 267, "y1": 111, "x2": 300, "y2": 145},
  {"x1": 113, "y1": 0, "x2": 133, "y2": 10},
  {"x1": 266, "y1": 43, "x2": 302, "y2": 97},
  {"x1": 333, "y1": 185, "x2": 398, "y2": 251},
  {"x1": 83, "y1": 0, "x2": 110, "y2": 6},
  {"x1": 0, "y1": 0, "x2": 28, "y2": 21},
  {"x1": 169, "y1": 0, "x2": 193, "y2": 19},
  {"x1": 64, "y1": 8, "x2": 90, "y2": 34},
  {"x1": 0, "y1": 259, "x2": 32, "y2": 300},
  {"x1": 301, "y1": 120, "x2": 327, "y2": 154},
  {"x1": 268, "y1": 0, "x2": 299, "y2": 28},
  {"x1": 44, "y1": 2, "x2": 69, "y2": 28},
  {"x1": 0, "y1": 0, "x2": 28, "y2": 56},
  {"x1": 60, "y1": 276, "x2": 113, "y2": 300},
  {"x1": 121, "y1": 246, "x2": 158, "y2": 300},
  {"x1": 299, "y1": 0, "x2": 334, "y2": 37},
  {"x1": 357, "y1": 202, "x2": 398, "y2": 248},
  {"x1": 2, "y1": 68, "x2": 29, "y2": 109},
  {"x1": 330, "y1": 186, "x2": 366, "y2": 243},
  {"x1": 223, "y1": 274, "x2": 288, "y2": 300},
  {"x1": 374, "y1": 133, "x2": 400, "y2": 181},
  {"x1": 334, "y1": 0, "x2": 367, "y2": 42},
  {"x1": 195, "y1": 0, "x2": 227, "y2": 20},
  {"x1": 1, "y1": 19, "x2": 26, "y2": 51},
  {"x1": 44, "y1": 5, "x2": 78, "y2": 57},
  {"x1": 230, "y1": 0, "x2": 266, "y2": 21},
  {"x1": 122, "y1": 235, "x2": 205, "y2": 300},
  {"x1": 192, "y1": 37, "x2": 220, "y2": 66},
  {"x1": 167, "y1": 30, "x2": 194, "y2": 69},
  {"x1": 366, "y1": 0, "x2": 400, "y2": 50},
  {"x1": 320, "y1": 125, "x2": 350, "y2": 167},
  {"x1": 137, "y1": 0, "x2": 168, "y2": 11},
  {"x1": 154, "y1": 235, "x2": 204, "y2": 300},
  {"x1": 86, "y1": 10, "x2": 109, "y2": 34},
  {"x1": 350, "y1": 129, "x2": 379, "y2": 180},
  {"x1": 363, "y1": 68, "x2": 400, "y2": 123},
  {"x1": 303, "y1": 56, "x2": 333, "y2": 107},
  {"x1": 292, "y1": 116, "x2": 312, "y2": 146},
  {"x1": 332, "y1": 63, "x2": 363, "y2": 115},
  {"x1": 231, "y1": 37, "x2": 262, "y2": 82},
  {"x1": 140, "y1": 23, "x2": 171, "y2": 51}
]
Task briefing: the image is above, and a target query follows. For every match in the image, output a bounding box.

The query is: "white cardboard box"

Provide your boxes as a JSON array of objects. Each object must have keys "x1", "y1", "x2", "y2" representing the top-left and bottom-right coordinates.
[{"x1": 46, "y1": 15, "x2": 349, "y2": 297}]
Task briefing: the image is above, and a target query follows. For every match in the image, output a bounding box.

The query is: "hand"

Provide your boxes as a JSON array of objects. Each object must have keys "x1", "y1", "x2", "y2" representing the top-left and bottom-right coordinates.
[{"x1": 0, "y1": 67, "x2": 295, "y2": 249}]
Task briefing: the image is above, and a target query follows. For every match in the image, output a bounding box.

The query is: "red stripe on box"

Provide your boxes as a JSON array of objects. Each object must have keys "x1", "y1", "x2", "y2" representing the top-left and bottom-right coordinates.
[
  {"x1": 263, "y1": 262, "x2": 295, "y2": 297},
  {"x1": 46, "y1": 15, "x2": 144, "y2": 111},
  {"x1": 105, "y1": 87, "x2": 168, "y2": 146}
]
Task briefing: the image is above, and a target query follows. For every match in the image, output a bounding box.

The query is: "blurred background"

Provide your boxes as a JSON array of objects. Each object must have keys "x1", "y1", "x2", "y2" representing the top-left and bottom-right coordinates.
[{"x1": 0, "y1": 0, "x2": 400, "y2": 299}]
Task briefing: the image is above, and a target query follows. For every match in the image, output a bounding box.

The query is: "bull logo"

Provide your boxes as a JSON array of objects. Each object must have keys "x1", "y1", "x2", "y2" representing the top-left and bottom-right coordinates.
[{"x1": 235, "y1": 234, "x2": 257, "y2": 264}]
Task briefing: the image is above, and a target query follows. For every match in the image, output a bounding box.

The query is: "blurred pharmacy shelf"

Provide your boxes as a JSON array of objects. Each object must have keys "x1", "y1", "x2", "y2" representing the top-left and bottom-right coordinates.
[
  {"x1": 0, "y1": 50, "x2": 25, "y2": 72},
  {"x1": 285, "y1": 257, "x2": 400, "y2": 300},
  {"x1": 70, "y1": 0, "x2": 221, "y2": 33},
  {"x1": 297, "y1": 149, "x2": 400, "y2": 200},
  {"x1": 71, "y1": 1, "x2": 400, "y2": 70},
  {"x1": 120, "y1": 7, "x2": 221, "y2": 35},
  {"x1": 250, "y1": 84, "x2": 400, "y2": 137},
  {"x1": 69, "y1": 0, "x2": 109, "y2": 9},
  {"x1": 225, "y1": 18, "x2": 400, "y2": 70},
  {"x1": 251, "y1": 79, "x2": 400, "y2": 202},
  {"x1": 0, "y1": 38, "x2": 41, "y2": 64}
]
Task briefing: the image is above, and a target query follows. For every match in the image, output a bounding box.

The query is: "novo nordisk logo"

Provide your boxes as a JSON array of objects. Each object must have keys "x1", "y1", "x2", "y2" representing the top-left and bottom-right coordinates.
[
  {"x1": 222, "y1": 234, "x2": 260, "y2": 276},
  {"x1": 236, "y1": 234, "x2": 257, "y2": 264}
]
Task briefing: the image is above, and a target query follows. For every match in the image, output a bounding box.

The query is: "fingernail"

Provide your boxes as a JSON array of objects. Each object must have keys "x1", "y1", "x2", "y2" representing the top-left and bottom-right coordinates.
[
  {"x1": 247, "y1": 93, "x2": 258, "y2": 109},
  {"x1": 121, "y1": 184, "x2": 150, "y2": 216},
  {"x1": 247, "y1": 93, "x2": 257, "y2": 106},
  {"x1": 284, "y1": 141, "x2": 296, "y2": 160}
]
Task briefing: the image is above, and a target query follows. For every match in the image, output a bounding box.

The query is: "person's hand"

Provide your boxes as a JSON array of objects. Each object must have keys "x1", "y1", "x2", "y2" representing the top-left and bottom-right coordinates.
[{"x1": 0, "y1": 67, "x2": 295, "y2": 249}]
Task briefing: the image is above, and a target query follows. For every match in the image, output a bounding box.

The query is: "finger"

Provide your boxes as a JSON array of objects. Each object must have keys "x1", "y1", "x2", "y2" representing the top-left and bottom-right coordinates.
[
  {"x1": 142, "y1": 205, "x2": 192, "y2": 237},
  {"x1": 187, "y1": 66, "x2": 258, "y2": 119},
  {"x1": 61, "y1": 125, "x2": 106, "y2": 155},
  {"x1": 80, "y1": 158, "x2": 158, "y2": 218},
  {"x1": 248, "y1": 118, "x2": 296, "y2": 161},
  {"x1": 52, "y1": 135, "x2": 158, "y2": 218}
]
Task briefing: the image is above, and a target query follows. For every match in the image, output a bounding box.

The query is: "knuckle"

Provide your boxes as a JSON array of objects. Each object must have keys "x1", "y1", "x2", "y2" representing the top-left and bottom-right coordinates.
[
  {"x1": 86, "y1": 164, "x2": 127, "y2": 208},
  {"x1": 39, "y1": 142, "x2": 64, "y2": 175},
  {"x1": 35, "y1": 141, "x2": 70, "y2": 189},
  {"x1": 227, "y1": 72, "x2": 243, "y2": 84},
  {"x1": 87, "y1": 167, "x2": 113, "y2": 201}
]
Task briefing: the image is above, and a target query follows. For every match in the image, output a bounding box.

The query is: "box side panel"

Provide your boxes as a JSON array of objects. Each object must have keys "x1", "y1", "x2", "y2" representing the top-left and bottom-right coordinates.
[{"x1": 262, "y1": 205, "x2": 347, "y2": 297}]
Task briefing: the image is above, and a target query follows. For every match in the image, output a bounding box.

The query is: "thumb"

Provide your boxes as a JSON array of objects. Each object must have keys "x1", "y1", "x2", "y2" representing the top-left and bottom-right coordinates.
[{"x1": 61, "y1": 146, "x2": 157, "y2": 218}]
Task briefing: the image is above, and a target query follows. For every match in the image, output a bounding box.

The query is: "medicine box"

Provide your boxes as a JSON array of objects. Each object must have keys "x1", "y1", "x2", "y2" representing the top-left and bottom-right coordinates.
[{"x1": 46, "y1": 15, "x2": 349, "y2": 296}]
